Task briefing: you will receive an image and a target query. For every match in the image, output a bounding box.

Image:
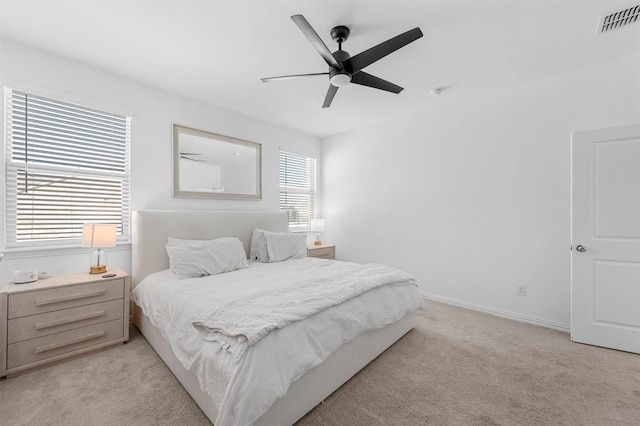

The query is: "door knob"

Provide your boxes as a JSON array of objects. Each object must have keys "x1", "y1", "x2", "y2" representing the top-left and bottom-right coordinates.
[{"x1": 576, "y1": 245, "x2": 587, "y2": 252}]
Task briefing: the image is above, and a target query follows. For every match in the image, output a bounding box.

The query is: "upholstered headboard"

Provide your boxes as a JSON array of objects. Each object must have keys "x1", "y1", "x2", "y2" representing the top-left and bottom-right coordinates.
[{"x1": 131, "y1": 210, "x2": 288, "y2": 287}]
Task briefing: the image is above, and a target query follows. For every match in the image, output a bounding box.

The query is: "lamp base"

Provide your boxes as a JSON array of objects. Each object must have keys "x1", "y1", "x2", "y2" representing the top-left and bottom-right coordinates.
[
  {"x1": 89, "y1": 249, "x2": 108, "y2": 274},
  {"x1": 313, "y1": 240, "x2": 322, "y2": 246},
  {"x1": 89, "y1": 265, "x2": 107, "y2": 274}
]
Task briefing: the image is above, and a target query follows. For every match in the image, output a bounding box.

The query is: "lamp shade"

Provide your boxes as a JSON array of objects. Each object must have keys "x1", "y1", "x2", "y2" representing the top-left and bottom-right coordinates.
[
  {"x1": 310, "y1": 219, "x2": 325, "y2": 232},
  {"x1": 82, "y1": 224, "x2": 117, "y2": 248}
]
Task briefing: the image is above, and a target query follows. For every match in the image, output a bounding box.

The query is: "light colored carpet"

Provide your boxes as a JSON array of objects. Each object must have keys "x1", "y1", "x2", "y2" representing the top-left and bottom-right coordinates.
[{"x1": 1, "y1": 299, "x2": 638, "y2": 425}]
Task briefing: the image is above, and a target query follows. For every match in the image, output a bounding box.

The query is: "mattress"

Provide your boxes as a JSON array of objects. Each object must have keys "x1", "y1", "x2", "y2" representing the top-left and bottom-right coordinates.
[{"x1": 131, "y1": 257, "x2": 423, "y2": 426}]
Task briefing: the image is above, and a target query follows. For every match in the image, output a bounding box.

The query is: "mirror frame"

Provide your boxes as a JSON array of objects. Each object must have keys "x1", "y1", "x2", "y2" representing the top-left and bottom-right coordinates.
[{"x1": 172, "y1": 124, "x2": 262, "y2": 200}]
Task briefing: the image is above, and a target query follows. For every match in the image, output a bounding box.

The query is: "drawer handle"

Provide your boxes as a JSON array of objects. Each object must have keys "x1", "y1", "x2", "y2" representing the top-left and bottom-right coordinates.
[
  {"x1": 35, "y1": 289, "x2": 107, "y2": 306},
  {"x1": 35, "y1": 310, "x2": 107, "y2": 330},
  {"x1": 35, "y1": 331, "x2": 106, "y2": 354}
]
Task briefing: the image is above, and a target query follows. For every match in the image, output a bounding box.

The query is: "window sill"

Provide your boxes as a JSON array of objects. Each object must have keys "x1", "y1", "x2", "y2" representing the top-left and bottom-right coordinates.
[{"x1": 1, "y1": 242, "x2": 131, "y2": 260}]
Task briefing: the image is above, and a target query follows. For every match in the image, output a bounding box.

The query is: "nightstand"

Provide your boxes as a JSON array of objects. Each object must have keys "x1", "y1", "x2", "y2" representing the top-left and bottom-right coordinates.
[
  {"x1": 0, "y1": 268, "x2": 130, "y2": 378},
  {"x1": 307, "y1": 244, "x2": 336, "y2": 260}
]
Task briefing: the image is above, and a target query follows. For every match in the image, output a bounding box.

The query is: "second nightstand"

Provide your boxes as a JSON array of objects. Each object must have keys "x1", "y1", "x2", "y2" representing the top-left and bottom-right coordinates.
[{"x1": 307, "y1": 244, "x2": 336, "y2": 260}]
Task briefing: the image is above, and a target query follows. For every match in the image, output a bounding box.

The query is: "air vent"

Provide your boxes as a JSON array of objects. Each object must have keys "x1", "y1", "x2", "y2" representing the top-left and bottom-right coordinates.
[{"x1": 599, "y1": 4, "x2": 640, "y2": 33}]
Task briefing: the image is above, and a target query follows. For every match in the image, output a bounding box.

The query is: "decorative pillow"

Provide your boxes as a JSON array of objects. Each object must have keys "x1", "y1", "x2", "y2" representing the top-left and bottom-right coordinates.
[
  {"x1": 165, "y1": 237, "x2": 249, "y2": 279},
  {"x1": 249, "y1": 228, "x2": 270, "y2": 262},
  {"x1": 263, "y1": 230, "x2": 307, "y2": 262}
]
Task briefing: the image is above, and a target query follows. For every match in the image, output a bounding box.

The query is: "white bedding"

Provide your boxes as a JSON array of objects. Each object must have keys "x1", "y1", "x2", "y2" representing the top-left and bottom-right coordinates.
[{"x1": 131, "y1": 257, "x2": 423, "y2": 426}]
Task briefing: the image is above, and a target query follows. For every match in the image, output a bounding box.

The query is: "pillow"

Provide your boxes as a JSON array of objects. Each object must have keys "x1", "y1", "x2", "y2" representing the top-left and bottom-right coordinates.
[
  {"x1": 165, "y1": 237, "x2": 249, "y2": 279},
  {"x1": 168, "y1": 236, "x2": 245, "y2": 271},
  {"x1": 167, "y1": 236, "x2": 202, "y2": 246},
  {"x1": 263, "y1": 230, "x2": 307, "y2": 262},
  {"x1": 249, "y1": 228, "x2": 270, "y2": 262}
]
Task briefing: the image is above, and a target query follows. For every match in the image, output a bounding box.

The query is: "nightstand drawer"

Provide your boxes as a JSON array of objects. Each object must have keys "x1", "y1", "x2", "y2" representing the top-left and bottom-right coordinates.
[
  {"x1": 8, "y1": 299, "x2": 124, "y2": 344},
  {"x1": 8, "y1": 279, "x2": 124, "y2": 319},
  {"x1": 307, "y1": 246, "x2": 335, "y2": 259},
  {"x1": 7, "y1": 318, "x2": 124, "y2": 369}
]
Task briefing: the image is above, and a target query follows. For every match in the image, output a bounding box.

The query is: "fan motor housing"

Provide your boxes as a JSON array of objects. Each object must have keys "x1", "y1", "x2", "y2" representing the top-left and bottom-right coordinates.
[
  {"x1": 329, "y1": 49, "x2": 352, "y2": 87},
  {"x1": 331, "y1": 49, "x2": 350, "y2": 63}
]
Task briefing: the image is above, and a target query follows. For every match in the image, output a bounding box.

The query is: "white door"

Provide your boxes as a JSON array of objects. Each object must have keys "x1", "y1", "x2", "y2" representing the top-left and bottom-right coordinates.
[{"x1": 571, "y1": 124, "x2": 640, "y2": 354}]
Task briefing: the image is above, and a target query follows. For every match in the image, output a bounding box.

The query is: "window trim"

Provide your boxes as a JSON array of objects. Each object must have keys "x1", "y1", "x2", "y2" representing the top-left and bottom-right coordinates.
[{"x1": 3, "y1": 87, "x2": 131, "y2": 250}]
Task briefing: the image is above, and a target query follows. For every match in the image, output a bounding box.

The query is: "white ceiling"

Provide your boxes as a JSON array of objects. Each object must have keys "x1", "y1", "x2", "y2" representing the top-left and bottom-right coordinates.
[{"x1": 1, "y1": 0, "x2": 638, "y2": 138}]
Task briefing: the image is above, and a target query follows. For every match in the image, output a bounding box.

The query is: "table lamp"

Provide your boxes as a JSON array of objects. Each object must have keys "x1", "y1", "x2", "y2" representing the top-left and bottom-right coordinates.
[
  {"x1": 82, "y1": 224, "x2": 117, "y2": 274},
  {"x1": 311, "y1": 219, "x2": 325, "y2": 246}
]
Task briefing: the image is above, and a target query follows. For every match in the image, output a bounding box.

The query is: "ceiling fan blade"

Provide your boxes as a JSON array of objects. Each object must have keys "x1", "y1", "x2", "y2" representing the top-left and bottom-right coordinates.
[
  {"x1": 181, "y1": 156, "x2": 206, "y2": 162},
  {"x1": 351, "y1": 71, "x2": 403, "y2": 94},
  {"x1": 261, "y1": 72, "x2": 329, "y2": 82},
  {"x1": 344, "y1": 27, "x2": 423, "y2": 74},
  {"x1": 291, "y1": 15, "x2": 340, "y2": 68},
  {"x1": 322, "y1": 84, "x2": 339, "y2": 108}
]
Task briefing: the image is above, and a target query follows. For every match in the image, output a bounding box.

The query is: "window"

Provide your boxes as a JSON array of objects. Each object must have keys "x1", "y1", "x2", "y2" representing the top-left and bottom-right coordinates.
[
  {"x1": 4, "y1": 89, "x2": 131, "y2": 248},
  {"x1": 279, "y1": 151, "x2": 317, "y2": 230}
]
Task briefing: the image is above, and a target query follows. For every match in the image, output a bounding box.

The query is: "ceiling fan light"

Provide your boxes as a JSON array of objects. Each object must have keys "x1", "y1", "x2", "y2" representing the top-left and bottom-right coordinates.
[{"x1": 330, "y1": 73, "x2": 351, "y2": 87}]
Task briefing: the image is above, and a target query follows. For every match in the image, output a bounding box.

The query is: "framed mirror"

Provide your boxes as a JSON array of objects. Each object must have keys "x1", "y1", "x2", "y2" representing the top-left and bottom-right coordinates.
[{"x1": 173, "y1": 124, "x2": 262, "y2": 199}]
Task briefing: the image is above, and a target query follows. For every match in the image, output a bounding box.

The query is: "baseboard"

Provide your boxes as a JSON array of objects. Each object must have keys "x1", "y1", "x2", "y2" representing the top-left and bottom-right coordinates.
[{"x1": 423, "y1": 293, "x2": 571, "y2": 333}]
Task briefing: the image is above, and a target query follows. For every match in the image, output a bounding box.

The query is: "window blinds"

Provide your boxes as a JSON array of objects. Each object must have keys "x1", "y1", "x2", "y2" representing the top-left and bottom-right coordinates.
[
  {"x1": 279, "y1": 151, "x2": 317, "y2": 229},
  {"x1": 5, "y1": 89, "x2": 130, "y2": 246}
]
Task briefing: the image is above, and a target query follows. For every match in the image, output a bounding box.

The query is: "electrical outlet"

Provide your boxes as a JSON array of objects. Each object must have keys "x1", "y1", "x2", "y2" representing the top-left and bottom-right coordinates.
[{"x1": 516, "y1": 285, "x2": 527, "y2": 296}]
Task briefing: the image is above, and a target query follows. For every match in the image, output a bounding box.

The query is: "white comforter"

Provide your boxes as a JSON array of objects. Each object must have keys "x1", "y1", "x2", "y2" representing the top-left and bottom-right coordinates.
[{"x1": 131, "y1": 258, "x2": 423, "y2": 426}]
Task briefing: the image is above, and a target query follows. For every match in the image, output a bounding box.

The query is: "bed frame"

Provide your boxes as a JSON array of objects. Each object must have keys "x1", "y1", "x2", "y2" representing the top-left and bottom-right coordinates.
[{"x1": 131, "y1": 209, "x2": 417, "y2": 425}]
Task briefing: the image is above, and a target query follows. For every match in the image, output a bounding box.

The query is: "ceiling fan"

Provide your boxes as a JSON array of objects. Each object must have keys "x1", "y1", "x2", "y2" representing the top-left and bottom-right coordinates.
[{"x1": 261, "y1": 14, "x2": 423, "y2": 108}]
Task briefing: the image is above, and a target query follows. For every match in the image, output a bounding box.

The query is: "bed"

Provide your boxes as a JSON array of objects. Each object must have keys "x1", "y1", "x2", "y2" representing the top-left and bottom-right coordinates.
[{"x1": 131, "y1": 209, "x2": 422, "y2": 425}]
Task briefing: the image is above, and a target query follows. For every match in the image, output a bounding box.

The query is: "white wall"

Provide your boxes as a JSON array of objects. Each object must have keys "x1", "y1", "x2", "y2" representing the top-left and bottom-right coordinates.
[
  {"x1": 321, "y1": 54, "x2": 640, "y2": 329},
  {"x1": 0, "y1": 37, "x2": 319, "y2": 283}
]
